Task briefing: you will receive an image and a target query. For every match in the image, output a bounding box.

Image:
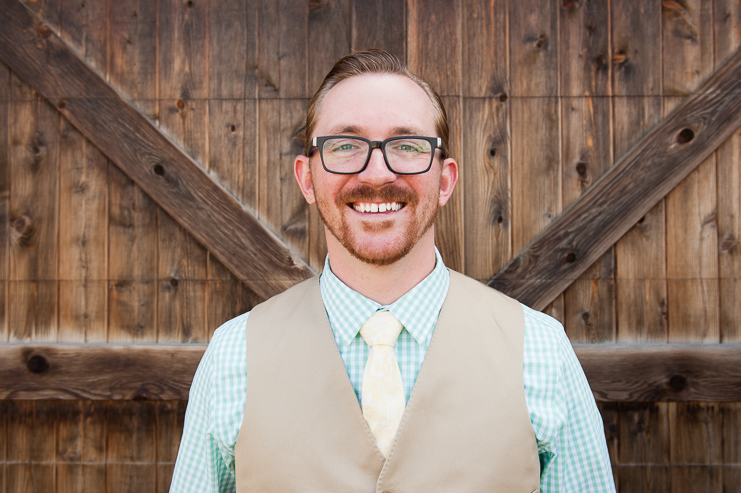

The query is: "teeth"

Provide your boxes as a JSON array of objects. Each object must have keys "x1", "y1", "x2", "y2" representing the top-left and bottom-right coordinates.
[{"x1": 353, "y1": 202, "x2": 402, "y2": 213}]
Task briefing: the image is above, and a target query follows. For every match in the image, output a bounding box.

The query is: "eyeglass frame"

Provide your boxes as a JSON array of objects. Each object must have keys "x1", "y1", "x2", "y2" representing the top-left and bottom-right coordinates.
[{"x1": 309, "y1": 135, "x2": 444, "y2": 175}]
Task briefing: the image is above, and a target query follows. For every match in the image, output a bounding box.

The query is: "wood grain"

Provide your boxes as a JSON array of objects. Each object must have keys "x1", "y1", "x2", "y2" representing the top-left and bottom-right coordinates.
[
  {"x1": 2, "y1": 342, "x2": 740, "y2": 402},
  {"x1": 0, "y1": 344, "x2": 206, "y2": 400},
  {"x1": 461, "y1": 97, "x2": 510, "y2": 280},
  {"x1": 0, "y1": 62, "x2": 9, "y2": 344},
  {"x1": 461, "y1": 0, "x2": 508, "y2": 98},
  {"x1": 509, "y1": 0, "x2": 559, "y2": 97},
  {"x1": 351, "y1": 0, "x2": 405, "y2": 58},
  {"x1": 0, "y1": 0, "x2": 315, "y2": 300},
  {"x1": 663, "y1": 0, "x2": 719, "y2": 344},
  {"x1": 209, "y1": 0, "x2": 258, "y2": 100},
  {"x1": 435, "y1": 96, "x2": 463, "y2": 271},
  {"x1": 489, "y1": 46, "x2": 741, "y2": 311}
]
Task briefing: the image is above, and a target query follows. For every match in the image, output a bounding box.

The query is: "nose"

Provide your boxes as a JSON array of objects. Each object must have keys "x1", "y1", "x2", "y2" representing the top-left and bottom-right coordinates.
[{"x1": 357, "y1": 147, "x2": 396, "y2": 186}]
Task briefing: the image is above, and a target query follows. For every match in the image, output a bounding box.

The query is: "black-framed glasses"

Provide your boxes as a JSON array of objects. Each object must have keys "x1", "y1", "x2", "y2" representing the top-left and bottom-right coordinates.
[{"x1": 310, "y1": 135, "x2": 442, "y2": 175}]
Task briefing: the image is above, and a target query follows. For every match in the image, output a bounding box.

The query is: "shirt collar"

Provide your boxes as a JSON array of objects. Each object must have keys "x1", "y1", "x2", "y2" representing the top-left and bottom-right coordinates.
[{"x1": 319, "y1": 248, "x2": 450, "y2": 348}]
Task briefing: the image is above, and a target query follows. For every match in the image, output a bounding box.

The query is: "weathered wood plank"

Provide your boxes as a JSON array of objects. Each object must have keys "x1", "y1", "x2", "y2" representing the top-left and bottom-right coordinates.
[
  {"x1": 715, "y1": 1, "x2": 741, "y2": 344},
  {"x1": 0, "y1": 344, "x2": 205, "y2": 400},
  {"x1": 157, "y1": 97, "x2": 208, "y2": 343},
  {"x1": 408, "y1": 0, "x2": 460, "y2": 97},
  {"x1": 0, "y1": 0, "x2": 315, "y2": 300},
  {"x1": 663, "y1": 0, "x2": 719, "y2": 344},
  {"x1": 2, "y1": 342, "x2": 740, "y2": 402},
  {"x1": 159, "y1": 0, "x2": 208, "y2": 101},
  {"x1": 510, "y1": 0, "x2": 559, "y2": 97},
  {"x1": 351, "y1": 0, "x2": 405, "y2": 58},
  {"x1": 308, "y1": 0, "x2": 351, "y2": 94},
  {"x1": 489, "y1": 45, "x2": 741, "y2": 311},
  {"x1": 435, "y1": 96, "x2": 464, "y2": 272},
  {"x1": 209, "y1": 0, "x2": 257, "y2": 100},
  {"x1": 461, "y1": 97, "x2": 510, "y2": 280},
  {"x1": 461, "y1": 0, "x2": 508, "y2": 98},
  {"x1": 0, "y1": 62, "x2": 9, "y2": 344},
  {"x1": 105, "y1": 401, "x2": 156, "y2": 492}
]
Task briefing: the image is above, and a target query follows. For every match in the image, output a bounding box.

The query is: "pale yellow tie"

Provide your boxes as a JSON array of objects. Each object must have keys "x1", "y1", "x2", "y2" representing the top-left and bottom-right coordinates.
[{"x1": 359, "y1": 310, "x2": 405, "y2": 458}]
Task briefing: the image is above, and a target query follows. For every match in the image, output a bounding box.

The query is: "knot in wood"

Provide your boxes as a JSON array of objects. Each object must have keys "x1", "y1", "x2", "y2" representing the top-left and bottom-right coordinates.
[
  {"x1": 57, "y1": 100, "x2": 67, "y2": 110},
  {"x1": 27, "y1": 355, "x2": 48, "y2": 374},
  {"x1": 563, "y1": 252, "x2": 577, "y2": 263},
  {"x1": 668, "y1": 374, "x2": 687, "y2": 392},
  {"x1": 677, "y1": 128, "x2": 695, "y2": 144},
  {"x1": 576, "y1": 162, "x2": 588, "y2": 176},
  {"x1": 36, "y1": 23, "x2": 52, "y2": 39},
  {"x1": 153, "y1": 164, "x2": 165, "y2": 176},
  {"x1": 499, "y1": 93, "x2": 508, "y2": 102}
]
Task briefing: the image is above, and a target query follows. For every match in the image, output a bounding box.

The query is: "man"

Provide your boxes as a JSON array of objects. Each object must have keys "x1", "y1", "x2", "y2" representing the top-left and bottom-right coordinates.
[{"x1": 171, "y1": 49, "x2": 615, "y2": 492}]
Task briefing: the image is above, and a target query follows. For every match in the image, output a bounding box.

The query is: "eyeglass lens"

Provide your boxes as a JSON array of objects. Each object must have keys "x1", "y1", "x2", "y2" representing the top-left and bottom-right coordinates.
[{"x1": 321, "y1": 137, "x2": 433, "y2": 173}]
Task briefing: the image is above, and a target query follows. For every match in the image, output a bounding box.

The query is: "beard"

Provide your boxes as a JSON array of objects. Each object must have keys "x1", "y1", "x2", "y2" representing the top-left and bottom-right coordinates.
[{"x1": 313, "y1": 181, "x2": 439, "y2": 266}]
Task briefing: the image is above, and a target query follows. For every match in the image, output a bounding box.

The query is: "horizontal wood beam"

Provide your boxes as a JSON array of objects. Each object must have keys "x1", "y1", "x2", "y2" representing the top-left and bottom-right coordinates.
[
  {"x1": 489, "y1": 46, "x2": 741, "y2": 310},
  {"x1": 0, "y1": 0, "x2": 315, "y2": 300},
  {"x1": 1, "y1": 343, "x2": 740, "y2": 402}
]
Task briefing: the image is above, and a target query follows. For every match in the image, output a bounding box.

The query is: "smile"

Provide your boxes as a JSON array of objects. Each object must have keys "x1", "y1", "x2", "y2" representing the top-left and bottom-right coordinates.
[{"x1": 352, "y1": 202, "x2": 403, "y2": 213}]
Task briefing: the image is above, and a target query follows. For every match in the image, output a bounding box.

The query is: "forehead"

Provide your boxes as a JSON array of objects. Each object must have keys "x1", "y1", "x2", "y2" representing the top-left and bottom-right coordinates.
[{"x1": 314, "y1": 73, "x2": 436, "y2": 137}]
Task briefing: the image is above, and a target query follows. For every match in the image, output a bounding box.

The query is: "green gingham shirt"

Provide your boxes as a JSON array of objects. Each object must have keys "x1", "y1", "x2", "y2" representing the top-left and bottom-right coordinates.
[{"x1": 171, "y1": 250, "x2": 615, "y2": 492}]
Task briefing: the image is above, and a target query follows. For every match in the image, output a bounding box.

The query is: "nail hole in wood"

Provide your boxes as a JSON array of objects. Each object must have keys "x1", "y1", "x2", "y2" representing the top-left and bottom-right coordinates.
[
  {"x1": 499, "y1": 93, "x2": 508, "y2": 102},
  {"x1": 564, "y1": 252, "x2": 577, "y2": 263},
  {"x1": 489, "y1": 147, "x2": 497, "y2": 158},
  {"x1": 576, "y1": 162, "x2": 587, "y2": 176},
  {"x1": 677, "y1": 128, "x2": 694, "y2": 144},
  {"x1": 153, "y1": 164, "x2": 165, "y2": 176},
  {"x1": 170, "y1": 278, "x2": 179, "y2": 288}
]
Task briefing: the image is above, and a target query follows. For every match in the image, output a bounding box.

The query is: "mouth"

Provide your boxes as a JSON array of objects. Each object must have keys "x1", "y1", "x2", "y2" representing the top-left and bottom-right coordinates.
[{"x1": 351, "y1": 202, "x2": 404, "y2": 214}]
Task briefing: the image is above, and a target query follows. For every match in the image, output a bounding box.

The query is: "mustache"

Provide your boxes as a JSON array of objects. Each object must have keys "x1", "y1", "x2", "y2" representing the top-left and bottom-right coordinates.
[{"x1": 336, "y1": 184, "x2": 419, "y2": 207}]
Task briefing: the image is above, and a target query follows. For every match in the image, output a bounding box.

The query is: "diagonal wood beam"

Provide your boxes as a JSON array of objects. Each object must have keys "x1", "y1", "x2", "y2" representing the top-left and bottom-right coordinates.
[
  {"x1": 490, "y1": 46, "x2": 741, "y2": 310},
  {"x1": 0, "y1": 0, "x2": 315, "y2": 300}
]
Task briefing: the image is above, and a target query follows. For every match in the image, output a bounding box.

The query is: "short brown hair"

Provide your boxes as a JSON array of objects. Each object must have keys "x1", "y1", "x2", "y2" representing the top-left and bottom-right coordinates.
[{"x1": 304, "y1": 49, "x2": 450, "y2": 160}]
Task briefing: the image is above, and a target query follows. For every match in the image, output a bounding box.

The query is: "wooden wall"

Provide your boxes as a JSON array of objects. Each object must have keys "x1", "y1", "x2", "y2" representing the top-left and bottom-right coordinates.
[{"x1": 0, "y1": 0, "x2": 740, "y2": 491}]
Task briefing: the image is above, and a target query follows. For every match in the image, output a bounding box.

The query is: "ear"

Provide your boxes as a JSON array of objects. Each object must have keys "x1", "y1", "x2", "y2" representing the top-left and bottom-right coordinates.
[
  {"x1": 438, "y1": 157, "x2": 458, "y2": 207},
  {"x1": 294, "y1": 154, "x2": 316, "y2": 204}
]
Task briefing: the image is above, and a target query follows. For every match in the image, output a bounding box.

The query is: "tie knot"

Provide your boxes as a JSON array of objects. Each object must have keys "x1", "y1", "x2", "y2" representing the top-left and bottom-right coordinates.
[{"x1": 360, "y1": 311, "x2": 403, "y2": 347}]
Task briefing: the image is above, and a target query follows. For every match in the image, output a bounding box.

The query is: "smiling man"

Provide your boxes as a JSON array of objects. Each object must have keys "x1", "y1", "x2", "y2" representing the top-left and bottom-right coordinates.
[{"x1": 171, "y1": 50, "x2": 615, "y2": 493}]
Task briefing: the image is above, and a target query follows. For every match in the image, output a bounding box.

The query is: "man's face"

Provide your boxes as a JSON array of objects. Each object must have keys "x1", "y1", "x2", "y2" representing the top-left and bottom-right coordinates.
[{"x1": 295, "y1": 74, "x2": 457, "y2": 266}]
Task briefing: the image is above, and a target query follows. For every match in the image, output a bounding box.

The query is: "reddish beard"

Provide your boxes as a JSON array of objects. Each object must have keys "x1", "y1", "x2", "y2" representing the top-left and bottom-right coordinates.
[{"x1": 314, "y1": 183, "x2": 439, "y2": 266}]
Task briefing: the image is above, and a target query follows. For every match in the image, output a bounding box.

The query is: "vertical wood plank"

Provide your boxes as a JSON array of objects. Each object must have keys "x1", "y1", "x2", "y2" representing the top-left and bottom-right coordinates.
[
  {"x1": 722, "y1": 403, "x2": 741, "y2": 465},
  {"x1": 435, "y1": 96, "x2": 463, "y2": 271},
  {"x1": 8, "y1": 99, "x2": 60, "y2": 342},
  {"x1": 108, "y1": 0, "x2": 159, "y2": 343},
  {"x1": 58, "y1": 119, "x2": 108, "y2": 343},
  {"x1": 257, "y1": 99, "x2": 309, "y2": 258},
  {"x1": 351, "y1": 0, "x2": 406, "y2": 58},
  {"x1": 257, "y1": 0, "x2": 308, "y2": 99},
  {"x1": 159, "y1": 0, "x2": 209, "y2": 101},
  {"x1": 108, "y1": 0, "x2": 158, "y2": 119},
  {"x1": 510, "y1": 97, "x2": 561, "y2": 275},
  {"x1": 461, "y1": 0, "x2": 508, "y2": 98},
  {"x1": 509, "y1": 0, "x2": 559, "y2": 97},
  {"x1": 155, "y1": 400, "x2": 186, "y2": 491},
  {"x1": 559, "y1": 0, "x2": 614, "y2": 342},
  {"x1": 206, "y1": 280, "x2": 260, "y2": 335},
  {"x1": 715, "y1": 0, "x2": 741, "y2": 343},
  {"x1": 407, "y1": 0, "x2": 460, "y2": 96},
  {"x1": 209, "y1": 0, "x2": 258, "y2": 100},
  {"x1": 670, "y1": 403, "x2": 722, "y2": 465},
  {"x1": 611, "y1": 0, "x2": 662, "y2": 97},
  {"x1": 461, "y1": 97, "x2": 510, "y2": 280},
  {"x1": 670, "y1": 466, "x2": 723, "y2": 493},
  {"x1": 157, "y1": 98, "x2": 208, "y2": 343},
  {"x1": 559, "y1": 0, "x2": 610, "y2": 98},
  {"x1": 612, "y1": 0, "x2": 666, "y2": 344},
  {"x1": 0, "y1": 62, "x2": 9, "y2": 344},
  {"x1": 617, "y1": 403, "x2": 671, "y2": 466},
  {"x1": 59, "y1": 0, "x2": 108, "y2": 75},
  {"x1": 614, "y1": 465, "x2": 671, "y2": 493},
  {"x1": 308, "y1": 0, "x2": 351, "y2": 94},
  {"x1": 663, "y1": 0, "x2": 719, "y2": 343},
  {"x1": 106, "y1": 401, "x2": 156, "y2": 493}
]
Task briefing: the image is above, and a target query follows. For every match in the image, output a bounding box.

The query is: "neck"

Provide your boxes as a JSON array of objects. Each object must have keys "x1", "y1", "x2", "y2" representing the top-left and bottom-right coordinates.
[{"x1": 326, "y1": 230, "x2": 437, "y2": 306}]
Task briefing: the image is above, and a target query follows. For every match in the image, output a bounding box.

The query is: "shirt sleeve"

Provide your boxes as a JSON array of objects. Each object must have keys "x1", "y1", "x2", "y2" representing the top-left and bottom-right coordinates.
[
  {"x1": 522, "y1": 306, "x2": 616, "y2": 492},
  {"x1": 170, "y1": 313, "x2": 250, "y2": 493}
]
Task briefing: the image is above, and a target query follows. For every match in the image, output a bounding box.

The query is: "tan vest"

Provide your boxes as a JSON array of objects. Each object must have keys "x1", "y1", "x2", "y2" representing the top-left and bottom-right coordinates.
[{"x1": 235, "y1": 270, "x2": 540, "y2": 492}]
